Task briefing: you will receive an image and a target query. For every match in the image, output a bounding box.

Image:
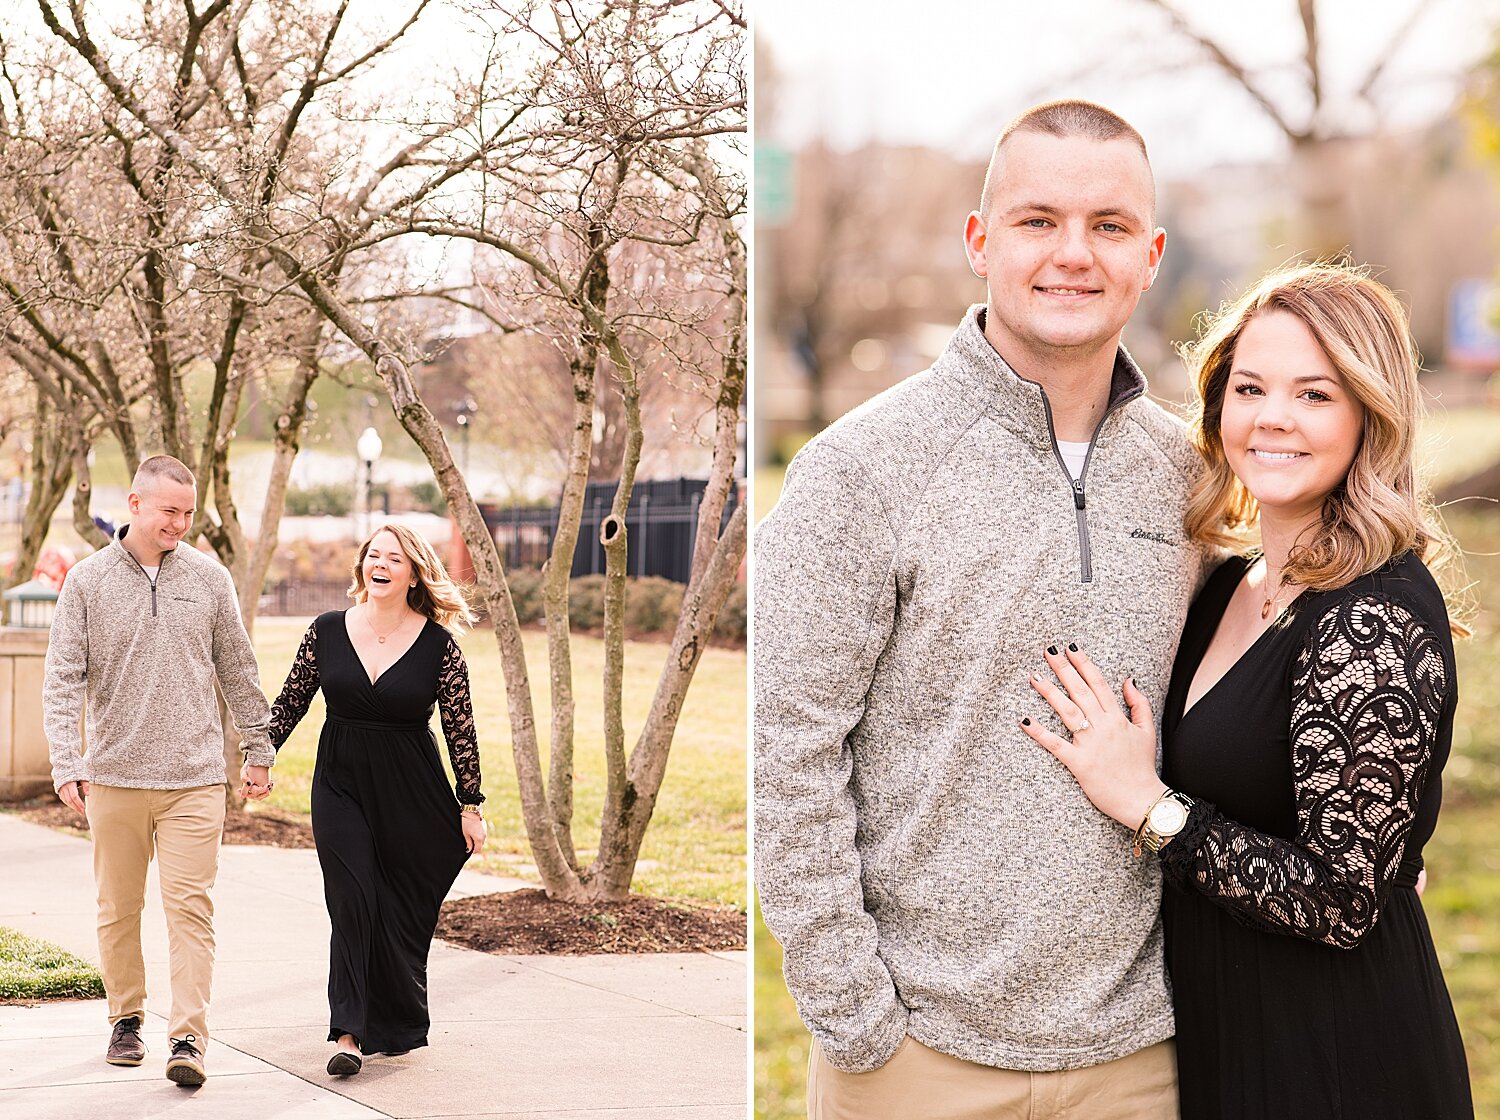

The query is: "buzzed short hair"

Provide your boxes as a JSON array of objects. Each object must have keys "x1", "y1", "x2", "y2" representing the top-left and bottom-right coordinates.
[
  {"x1": 978, "y1": 99, "x2": 1154, "y2": 221},
  {"x1": 132, "y1": 454, "x2": 195, "y2": 493}
]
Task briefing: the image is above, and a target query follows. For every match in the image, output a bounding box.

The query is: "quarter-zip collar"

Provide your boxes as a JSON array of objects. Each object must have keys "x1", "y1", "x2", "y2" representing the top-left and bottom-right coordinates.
[
  {"x1": 938, "y1": 304, "x2": 1147, "y2": 453},
  {"x1": 938, "y1": 304, "x2": 1149, "y2": 584},
  {"x1": 112, "y1": 526, "x2": 181, "y2": 617}
]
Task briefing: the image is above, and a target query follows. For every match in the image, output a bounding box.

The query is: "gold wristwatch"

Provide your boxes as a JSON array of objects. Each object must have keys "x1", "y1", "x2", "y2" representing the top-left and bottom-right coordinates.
[{"x1": 1132, "y1": 789, "x2": 1194, "y2": 858}]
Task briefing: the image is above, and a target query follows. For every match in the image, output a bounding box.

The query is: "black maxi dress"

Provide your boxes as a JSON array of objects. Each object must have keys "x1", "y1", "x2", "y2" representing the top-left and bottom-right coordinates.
[
  {"x1": 269, "y1": 610, "x2": 483, "y2": 1055},
  {"x1": 1159, "y1": 553, "x2": 1471, "y2": 1119}
]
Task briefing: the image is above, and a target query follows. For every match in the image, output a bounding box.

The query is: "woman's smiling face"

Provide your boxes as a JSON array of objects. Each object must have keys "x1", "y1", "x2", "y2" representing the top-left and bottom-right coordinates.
[
  {"x1": 362, "y1": 530, "x2": 414, "y2": 602},
  {"x1": 1220, "y1": 309, "x2": 1365, "y2": 526}
]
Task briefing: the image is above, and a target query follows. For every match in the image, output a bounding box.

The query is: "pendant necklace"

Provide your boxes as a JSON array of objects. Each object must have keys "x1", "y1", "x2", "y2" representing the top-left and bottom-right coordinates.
[
  {"x1": 1261, "y1": 567, "x2": 1292, "y2": 621},
  {"x1": 369, "y1": 610, "x2": 406, "y2": 645}
]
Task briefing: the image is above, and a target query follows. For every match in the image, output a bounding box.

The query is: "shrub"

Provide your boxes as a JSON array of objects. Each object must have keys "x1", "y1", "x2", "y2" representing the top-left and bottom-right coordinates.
[
  {"x1": 625, "y1": 576, "x2": 684, "y2": 634},
  {"x1": 284, "y1": 483, "x2": 353, "y2": 517},
  {"x1": 505, "y1": 568, "x2": 545, "y2": 625},
  {"x1": 484, "y1": 572, "x2": 744, "y2": 645},
  {"x1": 409, "y1": 479, "x2": 448, "y2": 516},
  {"x1": 271, "y1": 538, "x2": 359, "y2": 583},
  {"x1": 568, "y1": 574, "x2": 607, "y2": 630}
]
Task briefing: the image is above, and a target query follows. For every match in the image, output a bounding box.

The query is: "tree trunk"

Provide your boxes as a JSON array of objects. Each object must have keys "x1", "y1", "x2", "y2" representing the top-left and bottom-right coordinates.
[
  {"x1": 592, "y1": 502, "x2": 747, "y2": 899},
  {"x1": 237, "y1": 315, "x2": 324, "y2": 632},
  {"x1": 590, "y1": 273, "x2": 746, "y2": 898},
  {"x1": 70, "y1": 442, "x2": 111, "y2": 551},
  {"x1": 691, "y1": 236, "x2": 746, "y2": 587},
  {"x1": 9, "y1": 394, "x2": 79, "y2": 589},
  {"x1": 541, "y1": 331, "x2": 601, "y2": 873},
  {"x1": 595, "y1": 327, "x2": 644, "y2": 887}
]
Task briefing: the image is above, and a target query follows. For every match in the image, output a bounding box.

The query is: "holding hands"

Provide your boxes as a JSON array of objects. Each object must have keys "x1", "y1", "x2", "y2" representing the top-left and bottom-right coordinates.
[
  {"x1": 1019, "y1": 644, "x2": 1167, "y2": 831},
  {"x1": 238, "y1": 763, "x2": 274, "y2": 801}
]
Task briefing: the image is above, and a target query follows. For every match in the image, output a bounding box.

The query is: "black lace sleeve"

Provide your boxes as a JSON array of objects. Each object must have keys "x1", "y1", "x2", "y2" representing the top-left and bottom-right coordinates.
[
  {"x1": 437, "y1": 635, "x2": 484, "y2": 804},
  {"x1": 268, "y1": 621, "x2": 321, "y2": 750},
  {"x1": 1160, "y1": 594, "x2": 1447, "y2": 948}
]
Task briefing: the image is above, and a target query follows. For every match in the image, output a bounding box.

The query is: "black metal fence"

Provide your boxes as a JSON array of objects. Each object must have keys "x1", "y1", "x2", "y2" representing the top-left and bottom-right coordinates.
[
  {"x1": 258, "y1": 578, "x2": 351, "y2": 618},
  {"x1": 487, "y1": 477, "x2": 739, "y2": 584},
  {"x1": 257, "y1": 477, "x2": 738, "y2": 615}
]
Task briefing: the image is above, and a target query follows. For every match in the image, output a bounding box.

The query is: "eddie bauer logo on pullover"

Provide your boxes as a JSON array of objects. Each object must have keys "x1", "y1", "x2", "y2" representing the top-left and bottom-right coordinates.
[{"x1": 1130, "y1": 528, "x2": 1174, "y2": 546}]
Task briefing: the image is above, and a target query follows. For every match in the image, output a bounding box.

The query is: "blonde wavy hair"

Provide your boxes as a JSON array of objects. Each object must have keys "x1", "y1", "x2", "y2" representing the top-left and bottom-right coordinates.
[
  {"x1": 348, "y1": 523, "x2": 477, "y2": 635},
  {"x1": 1183, "y1": 262, "x2": 1461, "y2": 605}
]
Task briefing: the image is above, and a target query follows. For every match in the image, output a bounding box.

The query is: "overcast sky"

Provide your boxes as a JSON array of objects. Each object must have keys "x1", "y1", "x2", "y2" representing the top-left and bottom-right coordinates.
[{"x1": 755, "y1": 0, "x2": 1500, "y2": 176}]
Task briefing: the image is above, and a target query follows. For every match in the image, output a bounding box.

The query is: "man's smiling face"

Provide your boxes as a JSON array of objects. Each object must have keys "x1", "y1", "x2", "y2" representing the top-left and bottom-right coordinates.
[
  {"x1": 964, "y1": 131, "x2": 1163, "y2": 372},
  {"x1": 126, "y1": 476, "x2": 195, "y2": 562}
]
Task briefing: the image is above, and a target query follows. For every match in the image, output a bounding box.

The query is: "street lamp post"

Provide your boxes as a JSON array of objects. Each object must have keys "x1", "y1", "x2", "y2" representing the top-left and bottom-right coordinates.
[
  {"x1": 454, "y1": 397, "x2": 477, "y2": 474},
  {"x1": 356, "y1": 427, "x2": 383, "y2": 541}
]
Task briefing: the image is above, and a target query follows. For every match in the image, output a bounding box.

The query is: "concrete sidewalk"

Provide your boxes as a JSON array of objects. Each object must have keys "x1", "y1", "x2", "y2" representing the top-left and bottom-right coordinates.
[{"x1": 0, "y1": 813, "x2": 746, "y2": 1119}]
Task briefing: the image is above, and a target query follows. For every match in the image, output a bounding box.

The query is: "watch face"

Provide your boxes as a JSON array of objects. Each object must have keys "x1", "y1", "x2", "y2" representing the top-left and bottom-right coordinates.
[{"x1": 1149, "y1": 798, "x2": 1188, "y2": 835}]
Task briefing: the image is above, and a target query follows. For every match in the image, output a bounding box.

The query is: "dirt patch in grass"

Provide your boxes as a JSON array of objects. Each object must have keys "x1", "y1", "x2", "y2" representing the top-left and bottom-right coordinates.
[
  {"x1": 221, "y1": 805, "x2": 319, "y2": 848},
  {"x1": 437, "y1": 889, "x2": 746, "y2": 955}
]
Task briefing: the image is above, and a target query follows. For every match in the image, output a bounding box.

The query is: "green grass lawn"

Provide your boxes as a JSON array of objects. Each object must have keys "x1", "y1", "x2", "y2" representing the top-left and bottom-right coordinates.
[
  {"x1": 253, "y1": 621, "x2": 746, "y2": 908},
  {"x1": 752, "y1": 407, "x2": 1500, "y2": 1118},
  {"x1": 0, "y1": 928, "x2": 104, "y2": 1001}
]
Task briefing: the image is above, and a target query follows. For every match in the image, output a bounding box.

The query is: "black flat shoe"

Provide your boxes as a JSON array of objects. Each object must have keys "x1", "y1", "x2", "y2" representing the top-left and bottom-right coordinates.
[
  {"x1": 327, "y1": 1051, "x2": 362, "y2": 1076},
  {"x1": 380, "y1": 1049, "x2": 410, "y2": 1057}
]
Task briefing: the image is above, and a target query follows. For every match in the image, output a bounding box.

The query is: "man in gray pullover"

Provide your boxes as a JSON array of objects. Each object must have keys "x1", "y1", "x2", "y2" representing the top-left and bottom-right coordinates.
[
  {"x1": 756, "y1": 101, "x2": 1207, "y2": 1118},
  {"x1": 45, "y1": 454, "x2": 274, "y2": 1086}
]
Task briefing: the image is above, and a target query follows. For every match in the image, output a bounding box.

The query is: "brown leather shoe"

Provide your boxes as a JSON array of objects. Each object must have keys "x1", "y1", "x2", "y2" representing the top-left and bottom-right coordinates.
[
  {"x1": 106, "y1": 1016, "x2": 145, "y2": 1066},
  {"x1": 166, "y1": 1036, "x2": 206, "y2": 1086}
]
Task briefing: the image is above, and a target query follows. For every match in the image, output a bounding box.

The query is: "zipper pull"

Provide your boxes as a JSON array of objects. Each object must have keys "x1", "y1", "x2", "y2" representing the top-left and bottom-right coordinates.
[{"x1": 1073, "y1": 479, "x2": 1086, "y2": 510}]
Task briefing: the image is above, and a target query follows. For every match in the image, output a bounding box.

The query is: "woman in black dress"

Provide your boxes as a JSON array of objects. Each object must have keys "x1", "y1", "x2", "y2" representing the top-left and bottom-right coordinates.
[
  {"x1": 262, "y1": 523, "x2": 486, "y2": 1077},
  {"x1": 1020, "y1": 263, "x2": 1471, "y2": 1118}
]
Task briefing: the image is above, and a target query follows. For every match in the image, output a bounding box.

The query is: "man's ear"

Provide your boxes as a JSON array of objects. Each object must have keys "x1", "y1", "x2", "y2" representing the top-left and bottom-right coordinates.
[
  {"x1": 1142, "y1": 227, "x2": 1166, "y2": 292},
  {"x1": 963, "y1": 211, "x2": 989, "y2": 278}
]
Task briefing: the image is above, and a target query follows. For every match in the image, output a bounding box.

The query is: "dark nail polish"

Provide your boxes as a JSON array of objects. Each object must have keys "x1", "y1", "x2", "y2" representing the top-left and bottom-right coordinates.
[
  {"x1": 1021, "y1": 717, "x2": 1032, "y2": 726},
  {"x1": 1046, "y1": 645, "x2": 1058, "y2": 656},
  {"x1": 1068, "y1": 642, "x2": 1078, "y2": 652}
]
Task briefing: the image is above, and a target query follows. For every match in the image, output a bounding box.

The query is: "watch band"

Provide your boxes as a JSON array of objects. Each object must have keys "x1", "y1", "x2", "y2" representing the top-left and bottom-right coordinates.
[{"x1": 1132, "y1": 789, "x2": 1195, "y2": 858}]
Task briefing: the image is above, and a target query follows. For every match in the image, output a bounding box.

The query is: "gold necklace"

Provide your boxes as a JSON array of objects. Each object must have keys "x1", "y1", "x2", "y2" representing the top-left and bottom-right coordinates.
[
  {"x1": 1261, "y1": 566, "x2": 1293, "y2": 620},
  {"x1": 368, "y1": 609, "x2": 409, "y2": 645}
]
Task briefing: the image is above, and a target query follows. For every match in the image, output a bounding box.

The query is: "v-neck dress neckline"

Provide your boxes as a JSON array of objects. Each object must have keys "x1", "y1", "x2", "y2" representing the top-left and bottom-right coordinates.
[
  {"x1": 344, "y1": 609, "x2": 431, "y2": 686},
  {"x1": 1176, "y1": 556, "x2": 1315, "y2": 723}
]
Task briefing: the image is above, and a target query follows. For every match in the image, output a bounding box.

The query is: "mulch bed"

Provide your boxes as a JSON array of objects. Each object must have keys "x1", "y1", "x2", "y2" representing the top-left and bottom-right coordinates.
[
  {"x1": 436, "y1": 889, "x2": 746, "y2": 955},
  {"x1": 3, "y1": 798, "x2": 745, "y2": 955}
]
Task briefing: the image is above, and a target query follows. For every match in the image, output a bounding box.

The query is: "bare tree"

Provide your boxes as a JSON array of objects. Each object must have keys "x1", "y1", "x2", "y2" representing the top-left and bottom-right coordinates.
[
  {"x1": 1132, "y1": 0, "x2": 1436, "y2": 256},
  {"x1": 0, "y1": 5, "x2": 328, "y2": 617},
  {"x1": 18, "y1": 0, "x2": 746, "y2": 901}
]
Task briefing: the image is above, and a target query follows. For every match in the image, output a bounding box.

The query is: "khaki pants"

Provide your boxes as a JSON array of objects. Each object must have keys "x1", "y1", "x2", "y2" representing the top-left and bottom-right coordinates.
[
  {"x1": 809, "y1": 1035, "x2": 1178, "y2": 1120},
  {"x1": 86, "y1": 784, "x2": 226, "y2": 1049}
]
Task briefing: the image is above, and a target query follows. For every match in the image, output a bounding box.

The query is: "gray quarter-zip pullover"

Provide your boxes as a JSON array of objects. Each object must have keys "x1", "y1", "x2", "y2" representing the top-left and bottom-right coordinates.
[
  {"x1": 755, "y1": 305, "x2": 1208, "y2": 1074},
  {"x1": 44, "y1": 527, "x2": 274, "y2": 790}
]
